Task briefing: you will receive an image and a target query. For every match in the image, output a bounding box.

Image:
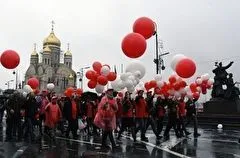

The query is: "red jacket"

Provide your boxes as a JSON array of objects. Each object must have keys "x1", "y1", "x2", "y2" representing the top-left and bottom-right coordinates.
[
  {"x1": 135, "y1": 96, "x2": 147, "y2": 118},
  {"x1": 45, "y1": 103, "x2": 62, "y2": 128}
]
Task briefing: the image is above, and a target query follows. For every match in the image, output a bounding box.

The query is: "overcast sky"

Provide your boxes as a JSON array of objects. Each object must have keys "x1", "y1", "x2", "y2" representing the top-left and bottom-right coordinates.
[{"x1": 0, "y1": 0, "x2": 240, "y2": 98}]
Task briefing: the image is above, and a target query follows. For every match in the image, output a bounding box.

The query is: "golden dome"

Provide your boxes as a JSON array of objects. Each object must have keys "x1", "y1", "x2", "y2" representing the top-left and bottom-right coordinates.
[
  {"x1": 31, "y1": 50, "x2": 38, "y2": 56},
  {"x1": 64, "y1": 50, "x2": 72, "y2": 56},
  {"x1": 43, "y1": 31, "x2": 61, "y2": 47},
  {"x1": 43, "y1": 45, "x2": 51, "y2": 53}
]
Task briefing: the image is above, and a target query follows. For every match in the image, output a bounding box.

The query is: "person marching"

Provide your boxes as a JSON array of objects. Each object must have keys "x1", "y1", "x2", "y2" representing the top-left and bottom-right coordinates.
[
  {"x1": 39, "y1": 90, "x2": 49, "y2": 136},
  {"x1": 63, "y1": 95, "x2": 79, "y2": 139},
  {"x1": 144, "y1": 91, "x2": 160, "y2": 140},
  {"x1": 163, "y1": 98, "x2": 180, "y2": 140},
  {"x1": 177, "y1": 98, "x2": 191, "y2": 137},
  {"x1": 117, "y1": 91, "x2": 136, "y2": 142},
  {"x1": 135, "y1": 90, "x2": 148, "y2": 141},
  {"x1": 155, "y1": 96, "x2": 166, "y2": 138},
  {"x1": 94, "y1": 89, "x2": 119, "y2": 150},
  {"x1": 185, "y1": 98, "x2": 201, "y2": 138},
  {"x1": 44, "y1": 96, "x2": 62, "y2": 145}
]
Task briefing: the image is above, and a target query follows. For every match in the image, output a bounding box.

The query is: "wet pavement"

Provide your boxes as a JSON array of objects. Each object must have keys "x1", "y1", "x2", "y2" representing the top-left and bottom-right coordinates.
[{"x1": 0, "y1": 123, "x2": 239, "y2": 158}]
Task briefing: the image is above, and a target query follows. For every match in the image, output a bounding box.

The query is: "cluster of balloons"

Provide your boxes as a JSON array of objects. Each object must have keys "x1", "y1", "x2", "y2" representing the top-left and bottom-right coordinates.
[
  {"x1": 194, "y1": 73, "x2": 214, "y2": 94},
  {"x1": 111, "y1": 60, "x2": 146, "y2": 93},
  {"x1": 64, "y1": 87, "x2": 83, "y2": 97},
  {"x1": 86, "y1": 61, "x2": 117, "y2": 94},
  {"x1": 171, "y1": 54, "x2": 196, "y2": 78},
  {"x1": 144, "y1": 73, "x2": 214, "y2": 101},
  {"x1": 121, "y1": 17, "x2": 155, "y2": 58},
  {"x1": 0, "y1": 50, "x2": 20, "y2": 69}
]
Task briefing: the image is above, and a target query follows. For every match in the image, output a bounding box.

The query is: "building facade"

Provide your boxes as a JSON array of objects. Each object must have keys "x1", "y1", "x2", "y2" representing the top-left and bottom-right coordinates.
[{"x1": 25, "y1": 28, "x2": 76, "y2": 94}]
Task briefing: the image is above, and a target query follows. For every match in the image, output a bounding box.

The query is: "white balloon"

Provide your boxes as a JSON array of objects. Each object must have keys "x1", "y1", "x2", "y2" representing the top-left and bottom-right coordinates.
[
  {"x1": 174, "y1": 91, "x2": 181, "y2": 99},
  {"x1": 179, "y1": 88, "x2": 186, "y2": 95},
  {"x1": 186, "y1": 91, "x2": 193, "y2": 99},
  {"x1": 120, "y1": 73, "x2": 129, "y2": 81},
  {"x1": 111, "y1": 79, "x2": 120, "y2": 90},
  {"x1": 184, "y1": 86, "x2": 191, "y2": 93},
  {"x1": 157, "y1": 81, "x2": 164, "y2": 88},
  {"x1": 133, "y1": 71, "x2": 141, "y2": 78},
  {"x1": 154, "y1": 74, "x2": 162, "y2": 81},
  {"x1": 125, "y1": 80, "x2": 134, "y2": 88},
  {"x1": 95, "y1": 84, "x2": 105, "y2": 94},
  {"x1": 23, "y1": 85, "x2": 33, "y2": 93},
  {"x1": 100, "y1": 66, "x2": 110, "y2": 76},
  {"x1": 171, "y1": 54, "x2": 187, "y2": 71},
  {"x1": 196, "y1": 78, "x2": 202, "y2": 85},
  {"x1": 127, "y1": 86, "x2": 135, "y2": 93},
  {"x1": 47, "y1": 83, "x2": 55, "y2": 90},
  {"x1": 217, "y1": 124, "x2": 223, "y2": 129},
  {"x1": 128, "y1": 75, "x2": 135, "y2": 81},
  {"x1": 22, "y1": 92, "x2": 28, "y2": 98},
  {"x1": 201, "y1": 73, "x2": 210, "y2": 81},
  {"x1": 207, "y1": 79, "x2": 214, "y2": 86},
  {"x1": 125, "y1": 60, "x2": 146, "y2": 79},
  {"x1": 118, "y1": 81, "x2": 125, "y2": 89}
]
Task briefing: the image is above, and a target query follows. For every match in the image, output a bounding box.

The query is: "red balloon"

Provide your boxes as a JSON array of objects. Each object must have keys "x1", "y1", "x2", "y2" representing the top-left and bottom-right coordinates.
[
  {"x1": 76, "y1": 88, "x2": 83, "y2": 96},
  {"x1": 107, "y1": 72, "x2": 117, "y2": 81},
  {"x1": 133, "y1": 17, "x2": 155, "y2": 39},
  {"x1": 1, "y1": 50, "x2": 20, "y2": 69},
  {"x1": 190, "y1": 83, "x2": 198, "y2": 92},
  {"x1": 193, "y1": 92, "x2": 200, "y2": 100},
  {"x1": 176, "y1": 58, "x2": 196, "y2": 78},
  {"x1": 97, "y1": 75, "x2": 108, "y2": 86},
  {"x1": 173, "y1": 83, "x2": 181, "y2": 91},
  {"x1": 144, "y1": 82, "x2": 151, "y2": 91},
  {"x1": 86, "y1": 70, "x2": 96, "y2": 80},
  {"x1": 92, "y1": 61, "x2": 102, "y2": 73},
  {"x1": 27, "y1": 77, "x2": 39, "y2": 89},
  {"x1": 149, "y1": 80, "x2": 157, "y2": 88},
  {"x1": 65, "y1": 87, "x2": 74, "y2": 97},
  {"x1": 88, "y1": 80, "x2": 97, "y2": 89},
  {"x1": 121, "y1": 33, "x2": 147, "y2": 58},
  {"x1": 179, "y1": 81, "x2": 187, "y2": 88},
  {"x1": 169, "y1": 76, "x2": 177, "y2": 84}
]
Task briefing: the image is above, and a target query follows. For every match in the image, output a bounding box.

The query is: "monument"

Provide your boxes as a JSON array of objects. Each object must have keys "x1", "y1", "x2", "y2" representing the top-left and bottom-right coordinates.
[{"x1": 204, "y1": 61, "x2": 240, "y2": 114}]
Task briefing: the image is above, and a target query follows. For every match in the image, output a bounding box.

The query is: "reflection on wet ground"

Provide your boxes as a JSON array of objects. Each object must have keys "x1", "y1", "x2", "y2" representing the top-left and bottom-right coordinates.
[{"x1": 0, "y1": 124, "x2": 239, "y2": 158}]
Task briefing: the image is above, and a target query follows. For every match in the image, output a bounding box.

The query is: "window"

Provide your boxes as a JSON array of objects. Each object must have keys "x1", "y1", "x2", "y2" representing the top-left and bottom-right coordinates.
[{"x1": 47, "y1": 59, "x2": 49, "y2": 65}]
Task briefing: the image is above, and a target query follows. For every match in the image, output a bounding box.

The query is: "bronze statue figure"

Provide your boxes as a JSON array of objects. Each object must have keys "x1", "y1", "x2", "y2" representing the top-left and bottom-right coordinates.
[{"x1": 211, "y1": 61, "x2": 239, "y2": 100}]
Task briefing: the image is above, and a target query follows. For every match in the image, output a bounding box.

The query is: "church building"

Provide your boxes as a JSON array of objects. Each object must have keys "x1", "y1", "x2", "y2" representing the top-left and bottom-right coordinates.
[{"x1": 25, "y1": 25, "x2": 76, "y2": 93}]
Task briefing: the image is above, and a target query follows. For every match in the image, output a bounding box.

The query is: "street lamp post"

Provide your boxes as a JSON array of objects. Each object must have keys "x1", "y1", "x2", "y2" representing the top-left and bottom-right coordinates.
[
  {"x1": 153, "y1": 22, "x2": 169, "y2": 74},
  {"x1": 5, "y1": 80, "x2": 14, "y2": 89},
  {"x1": 77, "y1": 66, "x2": 90, "y2": 89},
  {"x1": 13, "y1": 70, "x2": 18, "y2": 89}
]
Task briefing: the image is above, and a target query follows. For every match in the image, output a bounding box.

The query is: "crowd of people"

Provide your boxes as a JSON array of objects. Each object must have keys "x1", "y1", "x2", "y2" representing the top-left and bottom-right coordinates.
[{"x1": 0, "y1": 88, "x2": 204, "y2": 150}]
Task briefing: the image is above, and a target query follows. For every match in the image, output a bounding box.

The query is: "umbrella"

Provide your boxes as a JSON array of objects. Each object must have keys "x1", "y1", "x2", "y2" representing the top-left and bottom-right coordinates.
[{"x1": 81, "y1": 91, "x2": 98, "y2": 101}]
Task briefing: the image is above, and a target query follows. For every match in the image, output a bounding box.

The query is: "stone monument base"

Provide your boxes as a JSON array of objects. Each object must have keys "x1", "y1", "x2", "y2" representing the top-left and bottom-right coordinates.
[{"x1": 204, "y1": 98, "x2": 240, "y2": 114}]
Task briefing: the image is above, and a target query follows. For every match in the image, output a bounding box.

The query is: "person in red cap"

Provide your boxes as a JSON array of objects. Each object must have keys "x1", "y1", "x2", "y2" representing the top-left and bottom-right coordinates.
[{"x1": 44, "y1": 95, "x2": 62, "y2": 144}]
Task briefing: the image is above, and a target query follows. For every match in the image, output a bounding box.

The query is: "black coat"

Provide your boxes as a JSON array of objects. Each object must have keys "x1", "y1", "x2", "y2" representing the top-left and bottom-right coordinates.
[
  {"x1": 63, "y1": 97, "x2": 79, "y2": 121},
  {"x1": 24, "y1": 96, "x2": 38, "y2": 118}
]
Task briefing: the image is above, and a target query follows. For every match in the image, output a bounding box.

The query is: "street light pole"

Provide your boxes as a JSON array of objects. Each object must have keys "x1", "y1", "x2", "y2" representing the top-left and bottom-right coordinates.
[
  {"x1": 153, "y1": 22, "x2": 169, "y2": 74},
  {"x1": 13, "y1": 70, "x2": 18, "y2": 89},
  {"x1": 77, "y1": 66, "x2": 90, "y2": 89},
  {"x1": 5, "y1": 80, "x2": 14, "y2": 89}
]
